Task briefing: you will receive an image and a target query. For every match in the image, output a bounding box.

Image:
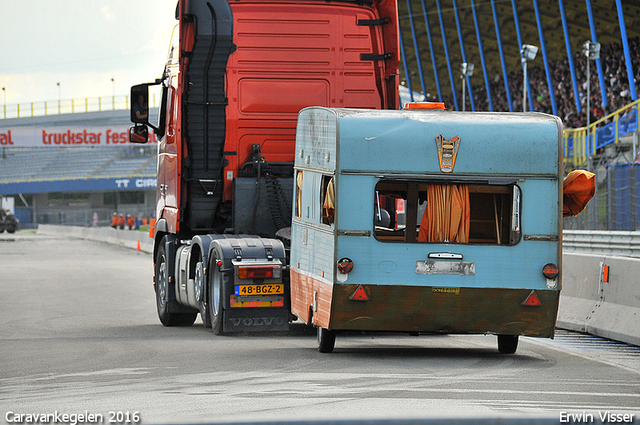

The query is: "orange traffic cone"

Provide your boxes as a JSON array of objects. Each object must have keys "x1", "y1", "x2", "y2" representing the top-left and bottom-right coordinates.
[{"x1": 136, "y1": 240, "x2": 141, "y2": 251}]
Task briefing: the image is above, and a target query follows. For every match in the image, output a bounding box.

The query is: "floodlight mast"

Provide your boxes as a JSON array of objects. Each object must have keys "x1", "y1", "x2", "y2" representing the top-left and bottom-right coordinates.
[
  {"x1": 583, "y1": 40, "x2": 600, "y2": 163},
  {"x1": 521, "y1": 44, "x2": 538, "y2": 112},
  {"x1": 460, "y1": 62, "x2": 474, "y2": 112}
]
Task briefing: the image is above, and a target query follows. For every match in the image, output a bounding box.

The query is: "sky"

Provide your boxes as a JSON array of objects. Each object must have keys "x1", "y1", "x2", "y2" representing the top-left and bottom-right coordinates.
[{"x1": 0, "y1": 0, "x2": 179, "y2": 105}]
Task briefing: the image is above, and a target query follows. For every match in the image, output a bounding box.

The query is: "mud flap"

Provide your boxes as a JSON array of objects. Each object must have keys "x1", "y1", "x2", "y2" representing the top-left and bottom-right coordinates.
[{"x1": 223, "y1": 307, "x2": 290, "y2": 332}]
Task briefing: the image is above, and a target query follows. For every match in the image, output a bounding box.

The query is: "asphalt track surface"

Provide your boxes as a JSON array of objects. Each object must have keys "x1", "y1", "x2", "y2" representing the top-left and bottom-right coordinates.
[{"x1": 1, "y1": 232, "x2": 639, "y2": 424}]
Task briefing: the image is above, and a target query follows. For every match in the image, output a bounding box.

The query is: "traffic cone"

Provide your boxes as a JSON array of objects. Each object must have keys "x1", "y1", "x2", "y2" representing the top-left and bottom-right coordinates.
[{"x1": 136, "y1": 240, "x2": 141, "y2": 251}]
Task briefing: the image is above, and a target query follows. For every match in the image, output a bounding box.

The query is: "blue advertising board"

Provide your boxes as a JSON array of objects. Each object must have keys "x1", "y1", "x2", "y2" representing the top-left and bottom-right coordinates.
[{"x1": 0, "y1": 177, "x2": 157, "y2": 195}]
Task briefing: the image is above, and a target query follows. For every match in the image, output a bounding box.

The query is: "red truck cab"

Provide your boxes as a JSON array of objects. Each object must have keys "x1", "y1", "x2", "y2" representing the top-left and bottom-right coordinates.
[{"x1": 130, "y1": 0, "x2": 399, "y2": 332}]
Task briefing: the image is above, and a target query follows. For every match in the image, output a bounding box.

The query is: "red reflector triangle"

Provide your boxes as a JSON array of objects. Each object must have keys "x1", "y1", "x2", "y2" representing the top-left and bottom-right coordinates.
[
  {"x1": 522, "y1": 290, "x2": 542, "y2": 306},
  {"x1": 349, "y1": 285, "x2": 369, "y2": 301}
]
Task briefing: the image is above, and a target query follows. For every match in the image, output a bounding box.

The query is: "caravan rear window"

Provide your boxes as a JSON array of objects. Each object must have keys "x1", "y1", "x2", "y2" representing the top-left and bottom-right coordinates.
[{"x1": 374, "y1": 180, "x2": 521, "y2": 245}]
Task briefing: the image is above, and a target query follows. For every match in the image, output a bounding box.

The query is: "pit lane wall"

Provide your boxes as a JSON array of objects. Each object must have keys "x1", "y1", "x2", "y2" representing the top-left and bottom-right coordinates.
[
  {"x1": 559, "y1": 231, "x2": 640, "y2": 347},
  {"x1": 36, "y1": 224, "x2": 153, "y2": 254},
  {"x1": 34, "y1": 225, "x2": 640, "y2": 346}
]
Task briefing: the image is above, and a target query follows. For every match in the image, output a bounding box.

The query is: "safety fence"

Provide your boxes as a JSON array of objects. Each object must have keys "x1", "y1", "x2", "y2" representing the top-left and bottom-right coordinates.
[
  {"x1": 563, "y1": 99, "x2": 639, "y2": 170},
  {"x1": 563, "y1": 162, "x2": 640, "y2": 231},
  {"x1": 1, "y1": 94, "x2": 160, "y2": 119},
  {"x1": 14, "y1": 205, "x2": 155, "y2": 230},
  {"x1": 563, "y1": 230, "x2": 640, "y2": 258}
]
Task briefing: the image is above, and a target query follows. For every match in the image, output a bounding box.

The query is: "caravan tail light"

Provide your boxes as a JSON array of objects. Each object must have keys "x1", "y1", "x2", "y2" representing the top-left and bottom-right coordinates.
[
  {"x1": 337, "y1": 258, "x2": 354, "y2": 274},
  {"x1": 237, "y1": 266, "x2": 280, "y2": 280},
  {"x1": 542, "y1": 263, "x2": 559, "y2": 279}
]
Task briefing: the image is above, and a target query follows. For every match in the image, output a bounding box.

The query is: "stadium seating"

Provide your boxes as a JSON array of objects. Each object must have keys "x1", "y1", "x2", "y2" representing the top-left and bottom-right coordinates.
[
  {"x1": 0, "y1": 146, "x2": 156, "y2": 183},
  {"x1": 399, "y1": 0, "x2": 640, "y2": 126}
]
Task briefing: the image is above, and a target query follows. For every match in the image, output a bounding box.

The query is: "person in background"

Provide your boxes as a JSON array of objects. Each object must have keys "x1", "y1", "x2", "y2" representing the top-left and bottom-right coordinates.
[{"x1": 134, "y1": 213, "x2": 142, "y2": 230}]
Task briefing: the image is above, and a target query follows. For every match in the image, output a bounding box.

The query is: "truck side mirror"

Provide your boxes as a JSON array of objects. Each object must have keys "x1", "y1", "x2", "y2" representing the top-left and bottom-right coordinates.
[
  {"x1": 130, "y1": 84, "x2": 150, "y2": 124},
  {"x1": 129, "y1": 125, "x2": 149, "y2": 144}
]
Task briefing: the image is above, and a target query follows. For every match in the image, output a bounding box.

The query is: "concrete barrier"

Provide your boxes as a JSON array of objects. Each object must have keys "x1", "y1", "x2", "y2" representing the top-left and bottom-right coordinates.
[
  {"x1": 36, "y1": 224, "x2": 154, "y2": 254},
  {"x1": 559, "y1": 252, "x2": 640, "y2": 346}
]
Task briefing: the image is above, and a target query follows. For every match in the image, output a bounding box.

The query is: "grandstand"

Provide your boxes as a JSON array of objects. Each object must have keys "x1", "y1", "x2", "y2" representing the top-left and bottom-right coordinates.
[
  {"x1": 0, "y1": 110, "x2": 157, "y2": 228},
  {"x1": 1, "y1": 146, "x2": 155, "y2": 183},
  {"x1": 398, "y1": 0, "x2": 640, "y2": 119}
]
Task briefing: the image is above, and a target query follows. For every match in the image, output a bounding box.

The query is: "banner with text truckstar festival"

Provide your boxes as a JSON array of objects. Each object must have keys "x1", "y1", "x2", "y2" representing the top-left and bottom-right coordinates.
[{"x1": 0, "y1": 125, "x2": 158, "y2": 147}]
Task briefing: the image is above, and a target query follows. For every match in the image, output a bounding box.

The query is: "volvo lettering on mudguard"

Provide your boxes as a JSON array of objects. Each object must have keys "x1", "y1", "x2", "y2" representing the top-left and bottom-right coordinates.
[
  {"x1": 229, "y1": 317, "x2": 287, "y2": 327},
  {"x1": 224, "y1": 314, "x2": 289, "y2": 333}
]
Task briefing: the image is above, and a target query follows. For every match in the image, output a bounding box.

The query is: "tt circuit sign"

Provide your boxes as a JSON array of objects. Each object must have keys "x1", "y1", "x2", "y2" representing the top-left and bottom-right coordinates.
[
  {"x1": 0, "y1": 177, "x2": 157, "y2": 196},
  {"x1": 0, "y1": 126, "x2": 158, "y2": 146},
  {"x1": 115, "y1": 178, "x2": 157, "y2": 189}
]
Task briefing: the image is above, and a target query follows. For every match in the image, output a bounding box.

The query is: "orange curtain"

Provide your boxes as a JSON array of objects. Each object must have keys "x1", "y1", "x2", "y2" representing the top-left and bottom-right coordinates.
[
  {"x1": 322, "y1": 178, "x2": 335, "y2": 224},
  {"x1": 418, "y1": 185, "x2": 470, "y2": 243},
  {"x1": 295, "y1": 171, "x2": 303, "y2": 218}
]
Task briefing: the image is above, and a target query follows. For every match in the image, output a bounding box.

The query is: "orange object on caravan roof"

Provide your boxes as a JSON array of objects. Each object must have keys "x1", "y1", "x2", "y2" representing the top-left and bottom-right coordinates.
[
  {"x1": 562, "y1": 170, "x2": 596, "y2": 217},
  {"x1": 404, "y1": 102, "x2": 446, "y2": 110}
]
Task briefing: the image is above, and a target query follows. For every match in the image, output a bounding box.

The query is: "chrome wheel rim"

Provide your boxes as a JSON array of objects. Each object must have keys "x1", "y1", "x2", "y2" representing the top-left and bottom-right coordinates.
[{"x1": 157, "y1": 255, "x2": 167, "y2": 308}]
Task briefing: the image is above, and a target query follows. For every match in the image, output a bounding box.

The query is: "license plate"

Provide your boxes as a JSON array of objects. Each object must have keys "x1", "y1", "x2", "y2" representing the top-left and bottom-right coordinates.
[
  {"x1": 235, "y1": 284, "x2": 284, "y2": 296},
  {"x1": 416, "y1": 260, "x2": 475, "y2": 275}
]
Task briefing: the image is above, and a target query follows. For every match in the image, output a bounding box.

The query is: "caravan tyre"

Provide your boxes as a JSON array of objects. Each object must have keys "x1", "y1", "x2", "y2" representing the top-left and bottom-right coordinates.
[{"x1": 317, "y1": 326, "x2": 336, "y2": 353}]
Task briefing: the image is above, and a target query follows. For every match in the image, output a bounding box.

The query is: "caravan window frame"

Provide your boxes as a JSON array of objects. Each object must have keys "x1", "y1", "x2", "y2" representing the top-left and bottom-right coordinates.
[
  {"x1": 373, "y1": 179, "x2": 522, "y2": 245},
  {"x1": 293, "y1": 170, "x2": 335, "y2": 228}
]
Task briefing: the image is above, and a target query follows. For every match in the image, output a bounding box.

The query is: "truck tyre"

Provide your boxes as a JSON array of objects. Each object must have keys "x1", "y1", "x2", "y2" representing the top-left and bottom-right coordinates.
[
  {"x1": 155, "y1": 240, "x2": 197, "y2": 327},
  {"x1": 317, "y1": 327, "x2": 336, "y2": 353},
  {"x1": 197, "y1": 252, "x2": 212, "y2": 329},
  {"x1": 208, "y1": 255, "x2": 225, "y2": 335},
  {"x1": 497, "y1": 335, "x2": 519, "y2": 354}
]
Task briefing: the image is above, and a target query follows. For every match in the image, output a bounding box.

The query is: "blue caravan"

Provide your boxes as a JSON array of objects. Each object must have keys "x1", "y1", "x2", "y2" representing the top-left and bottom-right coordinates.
[{"x1": 289, "y1": 105, "x2": 563, "y2": 353}]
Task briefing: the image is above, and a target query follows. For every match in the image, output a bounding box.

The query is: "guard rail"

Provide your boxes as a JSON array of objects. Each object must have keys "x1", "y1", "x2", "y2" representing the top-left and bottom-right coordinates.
[{"x1": 563, "y1": 230, "x2": 640, "y2": 258}]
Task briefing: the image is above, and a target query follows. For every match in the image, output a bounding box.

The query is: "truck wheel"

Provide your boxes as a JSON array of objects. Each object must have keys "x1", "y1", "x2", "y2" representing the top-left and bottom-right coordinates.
[
  {"x1": 208, "y1": 256, "x2": 225, "y2": 335},
  {"x1": 197, "y1": 253, "x2": 212, "y2": 328},
  {"x1": 156, "y1": 240, "x2": 197, "y2": 327},
  {"x1": 317, "y1": 327, "x2": 336, "y2": 353},
  {"x1": 497, "y1": 335, "x2": 519, "y2": 354}
]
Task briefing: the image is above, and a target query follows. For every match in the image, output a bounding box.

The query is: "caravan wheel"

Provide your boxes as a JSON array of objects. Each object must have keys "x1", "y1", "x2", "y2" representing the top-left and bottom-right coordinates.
[{"x1": 317, "y1": 327, "x2": 336, "y2": 353}]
